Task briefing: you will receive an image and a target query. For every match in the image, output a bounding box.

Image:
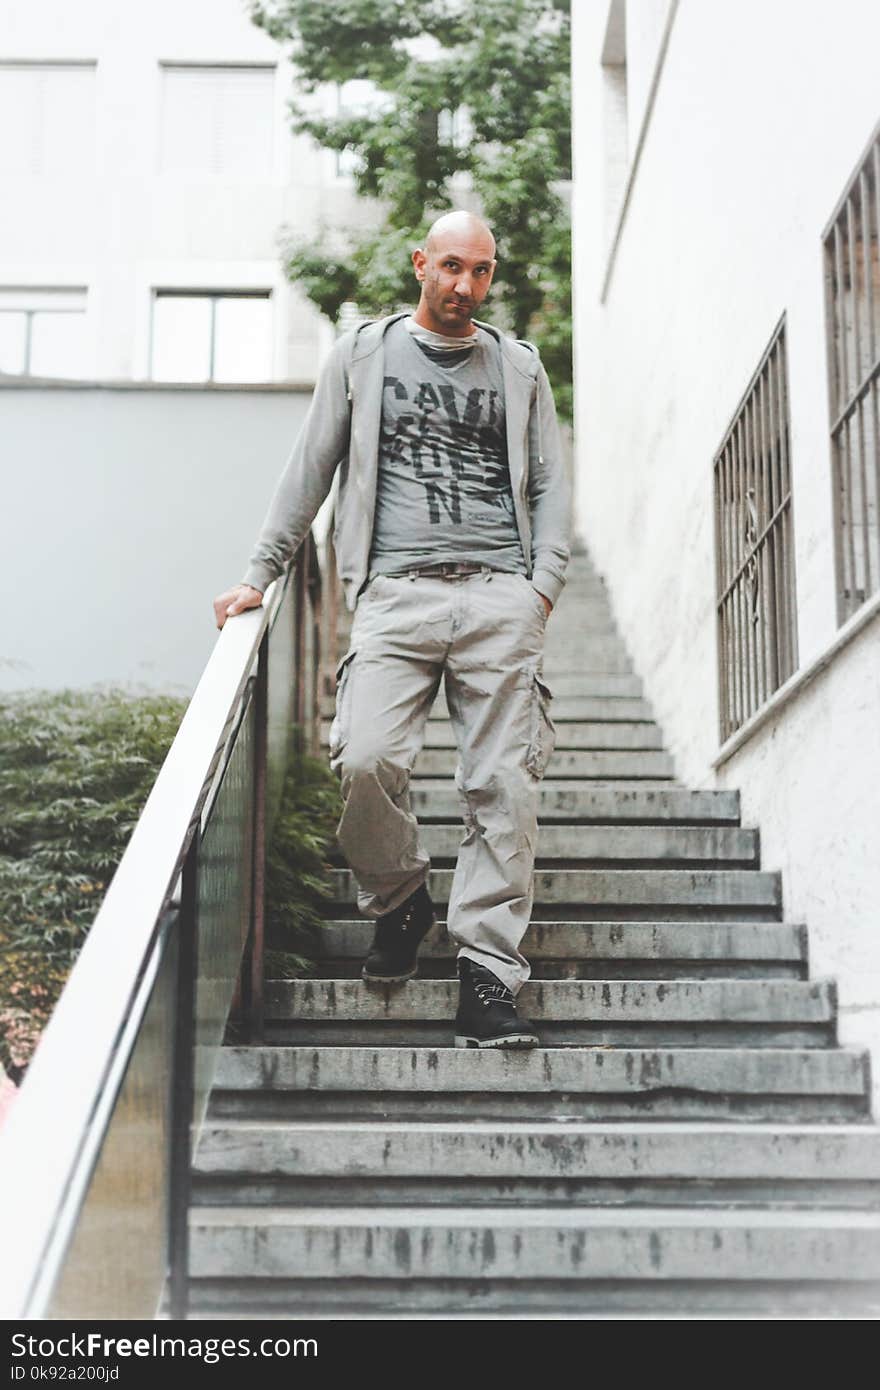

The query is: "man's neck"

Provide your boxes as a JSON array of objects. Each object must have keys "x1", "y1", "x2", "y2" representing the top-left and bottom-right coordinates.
[{"x1": 412, "y1": 302, "x2": 477, "y2": 340}]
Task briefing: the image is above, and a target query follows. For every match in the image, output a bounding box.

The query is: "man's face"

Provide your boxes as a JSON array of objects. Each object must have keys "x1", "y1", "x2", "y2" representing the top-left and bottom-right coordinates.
[{"x1": 412, "y1": 233, "x2": 497, "y2": 335}]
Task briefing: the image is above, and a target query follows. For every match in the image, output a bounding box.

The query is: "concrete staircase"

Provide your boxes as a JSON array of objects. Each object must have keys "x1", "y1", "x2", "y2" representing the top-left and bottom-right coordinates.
[{"x1": 188, "y1": 554, "x2": 880, "y2": 1317}]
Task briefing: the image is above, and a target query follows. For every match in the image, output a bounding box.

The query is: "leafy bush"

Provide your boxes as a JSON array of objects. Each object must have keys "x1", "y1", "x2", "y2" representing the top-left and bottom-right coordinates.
[
  {"x1": 264, "y1": 745, "x2": 343, "y2": 978},
  {"x1": 0, "y1": 686, "x2": 188, "y2": 1083},
  {"x1": 0, "y1": 689, "x2": 342, "y2": 1084}
]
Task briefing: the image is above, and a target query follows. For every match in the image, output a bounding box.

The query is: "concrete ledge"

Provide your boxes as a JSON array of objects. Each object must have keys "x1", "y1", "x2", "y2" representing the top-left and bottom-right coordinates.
[
  {"x1": 328, "y1": 867, "x2": 782, "y2": 908},
  {"x1": 713, "y1": 589, "x2": 880, "y2": 769},
  {"x1": 265, "y1": 979, "x2": 834, "y2": 1024},
  {"x1": 189, "y1": 1205, "x2": 880, "y2": 1281},
  {"x1": 192, "y1": 1120, "x2": 880, "y2": 1180},
  {"x1": 312, "y1": 919, "x2": 805, "y2": 964},
  {"x1": 213, "y1": 1046, "x2": 869, "y2": 1097}
]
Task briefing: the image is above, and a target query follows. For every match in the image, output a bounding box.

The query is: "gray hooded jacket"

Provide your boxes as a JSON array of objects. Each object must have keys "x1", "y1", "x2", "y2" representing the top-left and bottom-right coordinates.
[{"x1": 241, "y1": 311, "x2": 572, "y2": 611}]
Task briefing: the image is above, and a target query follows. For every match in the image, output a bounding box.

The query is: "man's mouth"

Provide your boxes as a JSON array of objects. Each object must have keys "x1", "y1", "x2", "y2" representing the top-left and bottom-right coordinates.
[{"x1": 448, "y1": 300, "x2": 472, "y2": 311}]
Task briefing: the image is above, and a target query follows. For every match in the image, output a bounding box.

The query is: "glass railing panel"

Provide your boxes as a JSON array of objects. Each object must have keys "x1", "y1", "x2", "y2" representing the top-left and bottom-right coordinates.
[
  {"x1": 193, "y1": 689, "x2": 256, "y2": 1136},
  {"x1": 46, "y1": 924, "x2": 178, "y2": 1319},
  {"x1": 266, "y1": 571, "x2": 297, "y2": 837}
]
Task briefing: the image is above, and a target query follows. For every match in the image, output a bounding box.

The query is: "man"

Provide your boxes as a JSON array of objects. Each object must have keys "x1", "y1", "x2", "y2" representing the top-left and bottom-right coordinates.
[{"x1": 213, "y1": 210, "x2": 571, "y2": 1048}]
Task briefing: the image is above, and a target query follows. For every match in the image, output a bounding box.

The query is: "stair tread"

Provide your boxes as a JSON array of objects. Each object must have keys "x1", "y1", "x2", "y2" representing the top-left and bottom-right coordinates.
[
  {"x1": 193, "y1": 1119, "x2": 880, "y2": 1134},
  {"x1": 265, "y1": 978, "x2": 834, "y2": 1022},
  {"x1": 214, "y1": 1046, "x2": 869, "y2": 1095},
  {"x1": 190, "y1": 1204, "x2": 880, "y2": 1229}
]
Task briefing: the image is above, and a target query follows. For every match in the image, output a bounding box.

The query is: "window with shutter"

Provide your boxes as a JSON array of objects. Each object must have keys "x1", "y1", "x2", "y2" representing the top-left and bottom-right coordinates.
[
  {"x1": 159, "y1": 65, "x2": 275, "y2": 178},
  {"x1": 0, "y1": 63, "x2": 96, "y2": 176}
]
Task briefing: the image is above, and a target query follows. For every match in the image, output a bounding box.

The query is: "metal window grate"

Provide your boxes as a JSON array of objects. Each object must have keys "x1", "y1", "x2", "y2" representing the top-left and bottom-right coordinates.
[
  {"x1": 714, "y1": 319, "x2": 799, "y2": 742},
  {"x1": 823, "y1": 122, "x2": 880, "y2": 625}
]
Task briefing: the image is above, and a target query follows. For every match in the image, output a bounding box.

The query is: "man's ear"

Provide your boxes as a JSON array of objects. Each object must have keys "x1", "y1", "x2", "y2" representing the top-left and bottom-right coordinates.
[{"x1": 412, "y1": 247, "x2": 427, "y2": 282}]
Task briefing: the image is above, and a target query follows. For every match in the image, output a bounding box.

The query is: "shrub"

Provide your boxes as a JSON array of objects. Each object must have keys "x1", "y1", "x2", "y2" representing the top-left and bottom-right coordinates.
[
  {"x1": 0, "y1": 686, "x2": 188, "y2": 1083},
  {"x1": 0, "y1": 688, "x2": 341, "y2": 1084},
  {"x1": 264, "y1": 744, "x2": 343, "y2": 978}
]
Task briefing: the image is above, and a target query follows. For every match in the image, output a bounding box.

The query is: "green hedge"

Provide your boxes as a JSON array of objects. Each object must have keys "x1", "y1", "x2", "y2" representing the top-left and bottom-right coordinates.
[
  {"x1": 0, "y1": 687, "x2": 189, "y2": 1084},
  {"x1": 264, "y1": 744, "x2": 343, "y2": 978},
  {"x1": 0, "y1": 687, "x2": 340, "y2": 1084}
]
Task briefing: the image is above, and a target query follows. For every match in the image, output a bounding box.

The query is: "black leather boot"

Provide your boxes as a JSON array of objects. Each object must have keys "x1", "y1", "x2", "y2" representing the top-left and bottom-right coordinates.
[
  {"x1": 454, "y1": 957, "x2": 539, "y2": 1048},
  {"x1": 361, "y1": 882, "x2": 435, "y2": 983}
]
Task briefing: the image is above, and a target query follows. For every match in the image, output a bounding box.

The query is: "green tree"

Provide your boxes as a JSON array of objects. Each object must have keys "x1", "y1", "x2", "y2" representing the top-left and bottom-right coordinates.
[
  {"x1": 250, "y1": 0, "x2": 572, "y2": 417},
  {"x1": 0, "y1": 687, "x2": 188, "y2": 1083}
]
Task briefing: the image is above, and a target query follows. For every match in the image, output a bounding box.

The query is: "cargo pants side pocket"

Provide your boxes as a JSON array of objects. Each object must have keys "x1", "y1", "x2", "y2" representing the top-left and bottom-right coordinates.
[
  {"x1": 525, "y1": 669, "x2": 556, "y2": 779},
  {"x1": 328, "y1": 649, "x2": 357, "y2": 765}
]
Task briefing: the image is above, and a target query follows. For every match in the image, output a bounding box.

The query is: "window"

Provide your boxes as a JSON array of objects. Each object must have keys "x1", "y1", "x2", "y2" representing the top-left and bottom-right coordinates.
[
  {"x1": 0, "y1": 288, "x2": 88, "y2": 377},
  {"x1": 158, "y1": 65, "x2": 275, "y2": 177},
  {"x1": 334, "y1": 79, "x2": 393, "y2": 177},
  {"x1": 0, "y1": 62, "x2": 96, "y2": 175},
  {"x1": 150, "y1": 290, "x2": 272, "y2": 383},
  {"x1": 823, "y1": 121, "x2": 880, "y2": 624},
  {"x1": 438, "y1": 105, "x2": 473, "y2": 153},
  {"x1": 600, "y1": 0, "x2": 628, "y2": 254},
  {"x1": 714, "y1": 319, "x2": 799, "y2": 741}
]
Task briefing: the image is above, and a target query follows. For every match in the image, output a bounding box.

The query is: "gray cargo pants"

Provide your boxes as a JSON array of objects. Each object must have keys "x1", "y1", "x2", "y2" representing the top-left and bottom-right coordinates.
[{"x1": 328, "y1": 564, "x2": 556, "y2": 994}]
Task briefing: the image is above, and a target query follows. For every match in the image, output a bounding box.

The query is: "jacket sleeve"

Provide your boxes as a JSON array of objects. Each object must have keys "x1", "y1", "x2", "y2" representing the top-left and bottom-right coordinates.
[
  {"x1": 526, "y1": 360, "x2": 572, "y2": 608},
  {"x1": 240, "y1": 333, "x2": 353, "y2": 593}
]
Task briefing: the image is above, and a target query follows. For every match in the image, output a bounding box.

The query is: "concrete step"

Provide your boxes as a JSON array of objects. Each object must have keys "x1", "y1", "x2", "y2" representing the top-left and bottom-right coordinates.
[
  {"x1": 411, "y1": 749, "x2": 676, "y2": 779},
  {"x1": 262, "y1": 978, "x2": 834, "y2": 1048},
  {"x1": 188, "y1": 1205, "x2": 880, "y2": 1284},
  {"x1": 544, "y1": 617, "x2": 621, "y2": 634},
  {"x1": 322, "y1": 694, "x2": 656, "y2": 722},
  {"x1": 331, "y1": 636, "x2": 642, "y2": 661},
  {"x1": 210, "y1": 1046, "x2": 871, "y2": 1121},
  {"x1": 533, "y1": 672, "x2": 644, "y2": 698},
  {"x1": 321, "y1": 720, "x2": 666, "y2": 752},
  {"x1": 327, "y1": 867, "x2": 782, "y2": 917},
  {"x1": 407, "y1": 784, "x2": 741, "y2": 823},
  {"x1": 326, "y1": 824, "x2": 759, "y2": 866},
  {"x1": 309, "y1": 919, "x2": 808, "y2": 979},
  {"x1": 191, "y1": 1121, "x2": 880, "y2": 1209},
  {"x1": 186, "y1": 1280, "x2": 880, "y2": 1318},
  {"x1": 543, "y1": 651, "x2": 634, "y2": 674}
]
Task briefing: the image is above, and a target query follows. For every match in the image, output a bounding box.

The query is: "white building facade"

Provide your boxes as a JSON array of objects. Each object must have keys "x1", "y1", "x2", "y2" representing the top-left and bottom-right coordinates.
[
  {"x1": 572, "y1": 0, "x2": 880, "y2": 1083},
  {"x1": 0, "y1": 0, "x2": 374, "y2": 386},
  {"x1": 1, "y1": 0, "x2": 381, "y2": 696}
]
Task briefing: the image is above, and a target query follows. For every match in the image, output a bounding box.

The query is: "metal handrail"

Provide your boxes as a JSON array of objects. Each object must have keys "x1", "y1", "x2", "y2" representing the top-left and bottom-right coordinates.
[{"x1": 0, "y1": 536, "x2": 326, "y2": 1319}]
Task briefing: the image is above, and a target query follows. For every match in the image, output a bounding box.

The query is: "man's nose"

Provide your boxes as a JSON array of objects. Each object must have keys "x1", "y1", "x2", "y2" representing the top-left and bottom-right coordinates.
[{"x1": 454, "y1": 274, "x2": 473, "y2": 298}]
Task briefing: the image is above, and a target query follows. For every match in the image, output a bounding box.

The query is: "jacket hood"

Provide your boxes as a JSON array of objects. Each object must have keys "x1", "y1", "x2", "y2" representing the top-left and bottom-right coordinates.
[{"x1": 348, "y1": 310, "x2": 539, "y2": 379}]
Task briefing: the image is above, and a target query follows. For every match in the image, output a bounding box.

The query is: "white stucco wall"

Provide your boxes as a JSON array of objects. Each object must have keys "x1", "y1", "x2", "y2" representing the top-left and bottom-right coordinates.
[
  {"x1": 0, "y1": 0, "x2": 373, "y2": 383},
  {"x1": 2, "y1": 381, "x2": 313, "y2": 694},
  {"x1": 572, "y1": 0, "x2": 880, "y2": 1089}
]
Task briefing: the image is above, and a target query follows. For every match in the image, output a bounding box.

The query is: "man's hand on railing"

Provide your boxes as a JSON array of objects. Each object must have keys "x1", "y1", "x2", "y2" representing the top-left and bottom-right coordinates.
[{"x1": 213, "y1": 583, "x2": 264, "y2": 630}]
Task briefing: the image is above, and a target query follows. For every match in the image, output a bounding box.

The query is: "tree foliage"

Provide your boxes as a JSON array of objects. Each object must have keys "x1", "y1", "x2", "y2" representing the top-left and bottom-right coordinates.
[
  {"x1": 0, "y1": 687, "x2": 188, "y2": 1084},
  {"x1": 263, "y1": 745, "x2": 343, "y2": 978},
  {"x1": 0, "y1": 689, "x2": 341, "y2": 1084},
  {"x1": 251, "y1": 0, "x2": 572, "y2": 417}
]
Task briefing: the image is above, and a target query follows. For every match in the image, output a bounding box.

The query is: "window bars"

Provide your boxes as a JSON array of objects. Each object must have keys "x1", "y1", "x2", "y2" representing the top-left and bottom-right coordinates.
[
  {"x1": 714, "y1": 319, "x2": 799, "y2": 742},
  {"x1": 823, "y1": 122, "x2": 880, "y2": 625}
]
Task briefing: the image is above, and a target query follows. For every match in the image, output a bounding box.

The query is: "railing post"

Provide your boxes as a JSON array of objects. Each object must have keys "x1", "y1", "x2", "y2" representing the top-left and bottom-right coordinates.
[
  {"x1": 248, "y1": 636, "x2": 268, "y2": 1044},
  {"x1": 324, "y1": 531, "x2": 340, "y2": 697},
  {"x1": 293, "y1": 550, "x2": 307, "y2": 756},
  {"x1": 167, "y1": 830, "x2": 199, "y2": 1321},
  {"x1": 308, "y1": 535, "x2": 323, "y2": 757}
]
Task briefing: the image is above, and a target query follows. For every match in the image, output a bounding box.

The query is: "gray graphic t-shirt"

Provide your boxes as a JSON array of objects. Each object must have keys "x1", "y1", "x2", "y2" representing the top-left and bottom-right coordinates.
[{"x1": 367, "y1": 319, "x2": 527, "y2": 577}]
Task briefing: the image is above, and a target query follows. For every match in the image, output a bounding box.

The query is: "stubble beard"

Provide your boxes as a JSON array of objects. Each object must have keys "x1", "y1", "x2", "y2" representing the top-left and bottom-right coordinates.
[{"x1": 424, "y1": 271, "x2": 476, "y2": 334}]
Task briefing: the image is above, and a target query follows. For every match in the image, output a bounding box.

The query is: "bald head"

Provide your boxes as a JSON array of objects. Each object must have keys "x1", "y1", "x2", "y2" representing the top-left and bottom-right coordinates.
[
  {"x1": 411, "y1": 210, "x2": 498, "y2": 337},
  {"x1": 424, "y1": 210, "x2": 496, "y2": 259}
]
